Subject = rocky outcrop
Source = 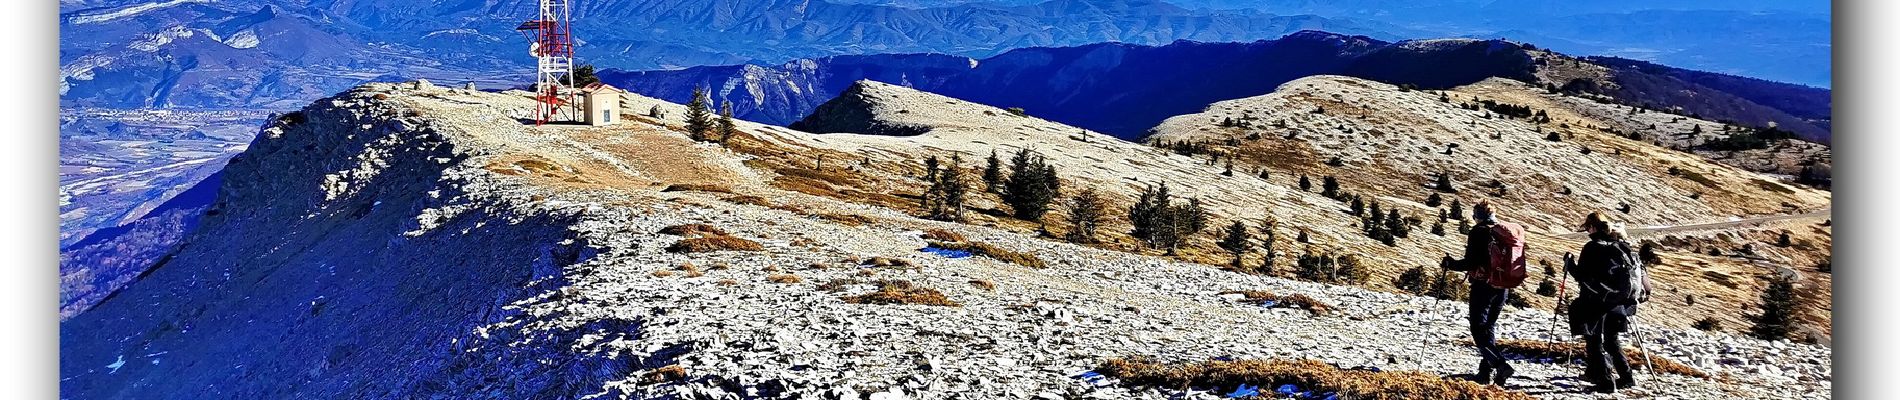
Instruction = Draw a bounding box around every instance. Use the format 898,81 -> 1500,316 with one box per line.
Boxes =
789,81 -> 935,136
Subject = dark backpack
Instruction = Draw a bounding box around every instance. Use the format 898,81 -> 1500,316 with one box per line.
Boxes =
1600,241 -> 1650,306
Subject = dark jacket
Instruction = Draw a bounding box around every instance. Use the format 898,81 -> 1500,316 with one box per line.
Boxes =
1568,232 -> 1637,335
1448,220 -> 1497,284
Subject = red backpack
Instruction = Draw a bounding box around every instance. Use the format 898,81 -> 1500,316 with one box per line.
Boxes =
1483,222 -> 1529,288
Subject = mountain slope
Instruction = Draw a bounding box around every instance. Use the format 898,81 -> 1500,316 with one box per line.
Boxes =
61,79 -> 1829,399
605,32 -> 1830,141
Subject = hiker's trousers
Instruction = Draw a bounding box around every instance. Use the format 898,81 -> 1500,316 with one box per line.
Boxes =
1582,321 -> 1636,383
1468,283 -> 1512,372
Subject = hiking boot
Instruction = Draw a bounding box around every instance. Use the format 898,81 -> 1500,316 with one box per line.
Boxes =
1463,365 -> 1492,384
1492,364 -> 1516,387
1590,383 -> 1618,394
1615,376 -> 1637,390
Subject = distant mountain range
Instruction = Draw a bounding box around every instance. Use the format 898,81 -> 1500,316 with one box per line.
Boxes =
59,0 -> 1828,111
602,31 -> 1831,142
58,0 -> 1417,110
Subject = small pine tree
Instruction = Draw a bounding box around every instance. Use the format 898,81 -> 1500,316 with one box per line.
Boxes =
1128,183 -> 1172,248
1218,220 -> 1253,269
1693,318 -> 1721,331
1295,229 -> 1310,244
1299,175 -> 1312,192
1535,278 -> 1557,296
1457,218 -> 1472,234
1639,241 -> 1660,264
922,155 -> 969,222
983,150 -> 1005,194
1546,131 -> 1562,142
1385,209 -> 1409,239
1003,149 -> 1061,222
684,87 -> 713,141
1395,266 -> 1428,294
1750,274 -> 1799,341
716,102 -> 738,144
1321,176 -> 1340,198
1431,222 -> 1446,236
1435,173 -> 1455,193
1259,218 -> 1279,274
1222,159 -> 1234,176
1425,193 -> 1443,208
1449,199 -> 1465,220
1777,231 -> 1793,247
1349,196 -> 1365,216
572,64 -> 600,87
1066,188 -> 1107,244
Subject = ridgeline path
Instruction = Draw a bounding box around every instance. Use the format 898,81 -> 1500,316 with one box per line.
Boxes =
1553,208 -> 1831,241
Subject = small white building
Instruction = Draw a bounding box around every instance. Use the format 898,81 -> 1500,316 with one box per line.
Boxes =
581,83 -> 624,126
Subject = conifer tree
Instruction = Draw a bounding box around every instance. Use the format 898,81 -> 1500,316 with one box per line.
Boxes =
1259,218 -> 1279,274
1449,199 -> 1465,220
1299,174 -> 1313,192
1003,149 -> 1061,221
1751,274 -> 1799,341
1066,188 -> 1108,244
1386,209 -> 1409,239
1435,173 -> 1456,193
1349,196 -> 1365,216
1321,176 -> 1340,198
1128,183 -> 1171,246
983,150 -> 1005,194
716,102 -> 738,144
1426,192 -> 1443,208
685,86 -> 713,141
1218,220 -> 1253,269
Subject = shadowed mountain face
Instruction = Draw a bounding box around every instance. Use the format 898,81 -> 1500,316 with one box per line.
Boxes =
57,0 -> 1412,110
604,31 -> 1829,141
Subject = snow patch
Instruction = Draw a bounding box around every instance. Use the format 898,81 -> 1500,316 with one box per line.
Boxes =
224,29 -> 260,49
66,0 -> 212,25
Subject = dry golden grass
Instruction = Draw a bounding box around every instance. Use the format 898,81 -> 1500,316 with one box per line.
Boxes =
841,280 -> 961,307
1097,357 -> 1536,400
856,269 -> 878,277
643,365 -> 688,384
927,240 -> 1047,269
716,278 -> 738,286
1219,290 -> 1334,316
767,274 -> 803,284
970,279 -> 996,291
1491,339 -> 1709,378
722,194 -> 774,207
651,270 -> 675,278
817,278 -> 862,292
860,257 -> 917,269
817,213 -> 877,226
921,228 -> 967,243
661,183 -> 733,193
658,223 -> 730,237
666,236 -> 764,253
677,263 -> 704,278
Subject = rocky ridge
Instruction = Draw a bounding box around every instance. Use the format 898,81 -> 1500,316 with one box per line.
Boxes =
60,81 -> 1829,399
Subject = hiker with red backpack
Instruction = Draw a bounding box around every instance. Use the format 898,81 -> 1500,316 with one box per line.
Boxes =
1565,212 -> 1651,393
1442,201 -> 1528,387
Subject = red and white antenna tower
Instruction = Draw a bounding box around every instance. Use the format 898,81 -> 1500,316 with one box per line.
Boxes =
517,0 -> 575,125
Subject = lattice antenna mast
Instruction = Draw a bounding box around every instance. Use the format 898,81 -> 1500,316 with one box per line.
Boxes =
518,0 -> 575,125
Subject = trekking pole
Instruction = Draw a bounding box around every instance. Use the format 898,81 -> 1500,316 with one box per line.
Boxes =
1631,314 -> 1655,375
1546,274 -> 1566,345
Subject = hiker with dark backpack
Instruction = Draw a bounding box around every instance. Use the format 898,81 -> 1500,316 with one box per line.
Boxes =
1564,212 -> 1650,393
1442,201 -> 1528,386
